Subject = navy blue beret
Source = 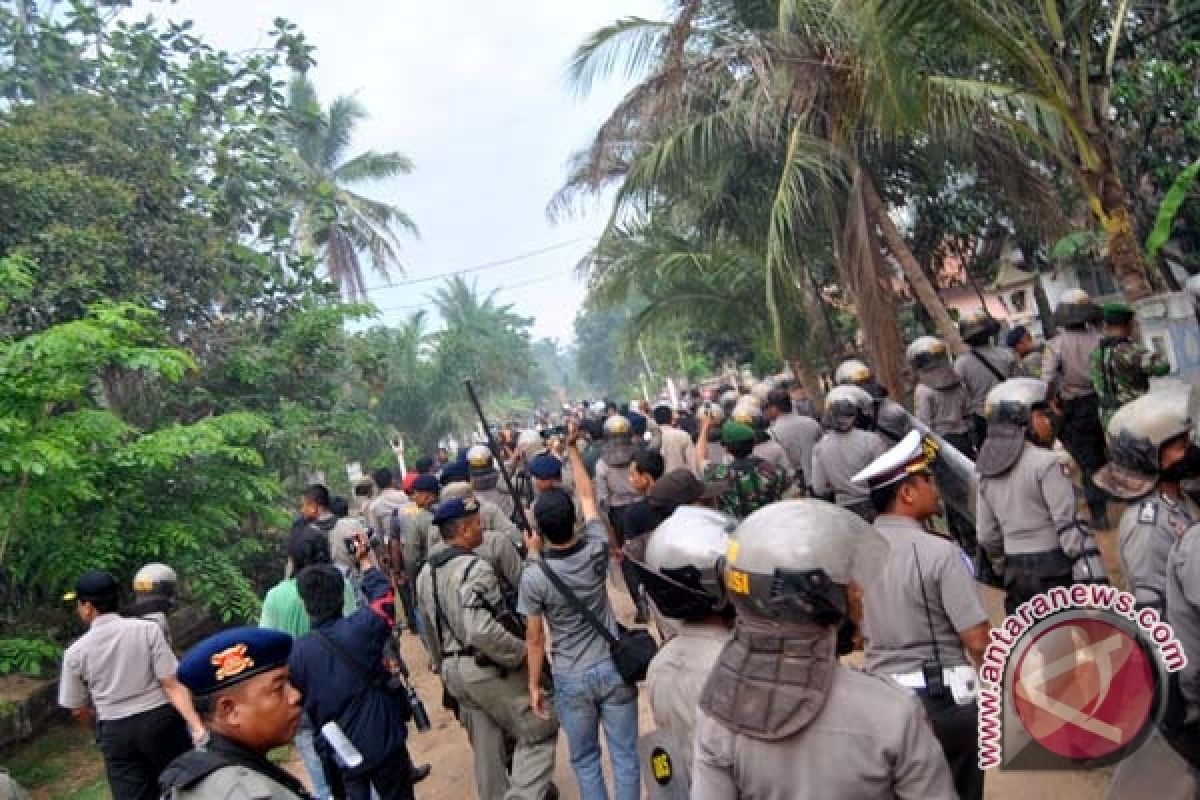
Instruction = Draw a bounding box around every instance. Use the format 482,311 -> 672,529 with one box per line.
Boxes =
412,474 -> 440,493
628,411 -> 647,435
439,460 -> 469,486
432,495 -> 480,526
178,626 -> 292,696
528,453 -> 563,480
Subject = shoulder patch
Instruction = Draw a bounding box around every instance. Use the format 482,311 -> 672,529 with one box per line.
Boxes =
1140,501 -> 1158,526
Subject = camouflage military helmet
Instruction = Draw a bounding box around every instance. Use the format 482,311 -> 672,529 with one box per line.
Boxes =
133,563 -> 178,596
1055,288 -> 1096,328
466,444 -> 494,469
603,414 -> 633,439
983,378 -> 1051,426
834,359 -> 872,387
1096,384 -> 1198,498
958,307 -> 999,340
905,336 -> 948,370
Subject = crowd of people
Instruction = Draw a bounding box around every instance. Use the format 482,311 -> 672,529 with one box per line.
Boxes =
33,288 -> 1200,799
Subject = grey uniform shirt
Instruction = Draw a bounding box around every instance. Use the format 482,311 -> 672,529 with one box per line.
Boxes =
58,614 -> 177,720
810,429 -> 888,506
658,426 -> 695,475
863,515 -> 988,675
595,458 -> 639,512
1167,527 -> 1200,715
1044,329 -> 1101,399
753,439 -> 791,479
1121,493 -> 1199,611
646,623 -> 731,774
954,346 -> 1017,415
517,519 -> 616,675
692,666 -> 957,800
167,765 -> 304,800
913,383 -> 970,437
770,413 -> 822,487
977,443 -> 1075,556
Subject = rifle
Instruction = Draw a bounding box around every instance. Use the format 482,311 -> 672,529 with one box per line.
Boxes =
464,379 -> 533,534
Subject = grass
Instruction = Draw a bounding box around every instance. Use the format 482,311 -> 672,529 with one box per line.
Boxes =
4,723 -> 108,799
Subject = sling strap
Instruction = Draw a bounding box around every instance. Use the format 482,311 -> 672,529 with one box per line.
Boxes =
536,559 -> 618,646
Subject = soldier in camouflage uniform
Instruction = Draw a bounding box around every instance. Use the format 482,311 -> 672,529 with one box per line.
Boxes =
1092,302 -> 1171,428
696,418 -> 785,520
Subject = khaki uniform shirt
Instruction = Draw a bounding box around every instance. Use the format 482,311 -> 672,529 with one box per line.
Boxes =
1119,492 -> 1199,611
863,515 -> 987,675
770,413 -> 822,487
401,505 -> 436,579
1045,329 -> 1101,399
692,666 -> 957,800
954,346 -> 1017,415
646,623 -> 731,774
658,426 -> 695,475
58,614 -> 176,721
977,443 -> 1076,557
913,383 -> 970,437
810,429 -> 888,506
167,766 -> 305,800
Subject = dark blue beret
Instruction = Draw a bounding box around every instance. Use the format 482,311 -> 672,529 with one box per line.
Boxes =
439,460 -> 469,486
432,495 -> 480,526
412,474 -> 440,493
178,626 -> 292,696
1004,325 -> 1029,348
628,411 -> 647,435
528,453 -> 563,480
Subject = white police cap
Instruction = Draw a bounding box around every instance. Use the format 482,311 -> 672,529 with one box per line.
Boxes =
851,429 -> 935,489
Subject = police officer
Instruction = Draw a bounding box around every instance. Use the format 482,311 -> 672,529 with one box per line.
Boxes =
1094,385 -> 1200,611
764,388 -> 822,491
691,500 -> 956,799
1006,325 -> 1043,379
595,414 -> 640,536
834,358 -> 889,400
1044,288 -> 1113,527
401,473 -> 441,591
1093,301 -> 1171,428
627,505 -> 735,793
125,562 -> 177,643
416,497 -> 559,800
469,444 -> 518,522
160,627 -> 310,799
975,378 -> 1106,614
810,386 -> 888,520
953,308 -> 1016,448
909,336 -> 974,459
856,431 -> 990,800
58,570 -> 205,800
440,459 -> 523,548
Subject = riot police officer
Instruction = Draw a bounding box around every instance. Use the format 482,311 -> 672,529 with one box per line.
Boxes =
908,336 -> 973,459
468,444 -> 517,522
691,500 -> 956,799
1095,385 -> 1200,611
856,431 -> 990,800
954,308 -> 1016,449
834,358 -> 889,400
416,498 -> 559,800
810,386 -> 888,520
976,379 -> 1106,614
1045,288 -> 1112,527
628,505 -> 736,794
125,562 -> 178,643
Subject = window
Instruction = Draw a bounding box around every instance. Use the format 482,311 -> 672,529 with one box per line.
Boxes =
1010,290 -> 1027,313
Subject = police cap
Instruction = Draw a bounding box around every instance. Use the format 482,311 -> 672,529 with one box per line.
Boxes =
64,569 -> 119,602
432,496 -> 480,526
439,460 -> 470,486
852,430 -> 935,490
411,474 -> 440,494
528,452 -> 563,480
178,626 -> 292,696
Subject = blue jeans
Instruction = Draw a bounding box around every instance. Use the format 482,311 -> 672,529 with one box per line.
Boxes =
295,714 -> 332,800
553,659 -> 640,800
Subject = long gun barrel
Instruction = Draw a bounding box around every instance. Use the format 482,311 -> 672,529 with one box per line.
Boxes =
464,379 -> 533,533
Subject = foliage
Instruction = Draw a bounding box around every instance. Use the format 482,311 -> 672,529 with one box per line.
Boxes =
0,636 -> 62,676
1147,158 -> 1200,262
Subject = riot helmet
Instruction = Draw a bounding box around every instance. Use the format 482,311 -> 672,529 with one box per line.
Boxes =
602,414 -> 632,439
1055,288 -> 1096,329
834,359 -> 872,387
1096,384 -> 1199,498
466,444 -> 494,471
983,378 -> 1051,427
630,507 -> 736,621
602,414 -> 637,466
718,388 -> 741,415
958,307 -> 1000,344
750,380 -> 775,403
825,385 -> 873,433
905,336 -> 948,371
133,563 -> 178,599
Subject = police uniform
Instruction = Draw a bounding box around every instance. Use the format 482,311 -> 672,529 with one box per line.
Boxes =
769,412 -> 822,490
441,474 -> 522,549
415,499 -> 559,800
160,627 -> 311,800
953,320 -> 1016,448
1119,493 -> 1199,611
1046,322 -> 1110,523
856,431 -> 988,800
809,429 -> 887,518
58,571 -> 193,800
400,475 -> 440,581
691,501 -> 956,800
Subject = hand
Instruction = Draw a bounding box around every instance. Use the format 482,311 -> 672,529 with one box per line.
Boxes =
530,686 -> 550,720
567,420 -> 581,447
355,532 -> 373,566
190,725 -> 209,749
524,528 -> 543,557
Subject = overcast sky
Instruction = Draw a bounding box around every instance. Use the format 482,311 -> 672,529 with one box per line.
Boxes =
129,0 -> 662,342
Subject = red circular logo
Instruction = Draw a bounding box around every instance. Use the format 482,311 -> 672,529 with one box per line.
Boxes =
1011,617 -> 1157,760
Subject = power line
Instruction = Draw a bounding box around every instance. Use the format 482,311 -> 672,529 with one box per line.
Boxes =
362,237 -> 590,293
371,269 -> 575,315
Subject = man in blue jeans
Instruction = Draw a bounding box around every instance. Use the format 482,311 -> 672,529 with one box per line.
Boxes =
520,424 -> 640,800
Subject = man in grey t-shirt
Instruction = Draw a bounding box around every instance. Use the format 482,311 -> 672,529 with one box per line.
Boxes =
519,424 -> 641,800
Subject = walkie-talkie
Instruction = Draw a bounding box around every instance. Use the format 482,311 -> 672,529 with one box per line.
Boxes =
913,543 -> 949,700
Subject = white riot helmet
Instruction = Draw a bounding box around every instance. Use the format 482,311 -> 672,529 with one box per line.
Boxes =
905,336 -> 948,371
825,385 -> 873,432
630,507 -> 737,620
133,563 -> 178,598
834,359 -> 872,387
722,500 -> 888,625
731,401 -> 768,434
750,380 -> 776,403
588,400 -> 607,418
958,307 -> 1000,342
719,389 -> 741,414
1055,288 -> 1097,328
1096,384 -> 1199,499
516,429 -> 543,461
602,414 -> 632,439
983,378 -> 1051,427
466,444 -> 494,471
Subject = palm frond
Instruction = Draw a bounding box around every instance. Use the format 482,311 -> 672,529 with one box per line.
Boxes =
335,150 -> 415,184
567,17 -> 673,97
322,94 -> 368,171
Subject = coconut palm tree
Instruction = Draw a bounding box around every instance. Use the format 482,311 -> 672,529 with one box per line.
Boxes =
286,74 -> 418,299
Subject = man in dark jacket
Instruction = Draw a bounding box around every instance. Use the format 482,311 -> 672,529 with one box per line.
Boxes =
291,533 -> 428,800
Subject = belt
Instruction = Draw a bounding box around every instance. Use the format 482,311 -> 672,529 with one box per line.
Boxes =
891,665 -> 978,705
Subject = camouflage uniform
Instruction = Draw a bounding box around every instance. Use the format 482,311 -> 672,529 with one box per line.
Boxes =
701,457 -> 786,520
1092,337 -> 1170,427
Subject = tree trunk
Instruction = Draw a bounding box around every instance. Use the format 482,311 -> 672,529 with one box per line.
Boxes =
862,176 -> 967,354
1085,137 -> 1155,300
